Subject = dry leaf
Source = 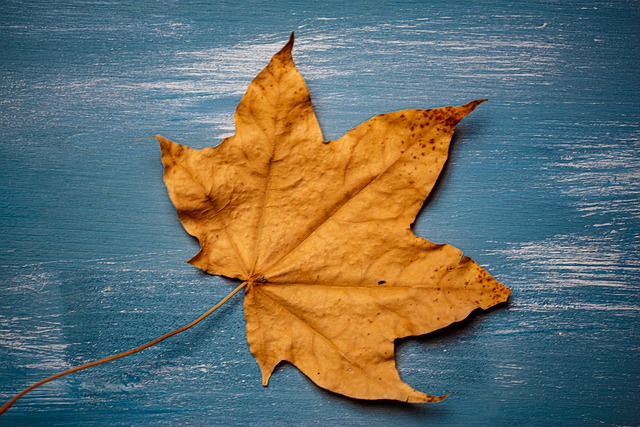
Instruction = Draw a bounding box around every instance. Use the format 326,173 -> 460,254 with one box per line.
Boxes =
155,33 -> 510,403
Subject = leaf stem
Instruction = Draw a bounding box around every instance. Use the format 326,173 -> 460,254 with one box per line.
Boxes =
0,281 -> 248,416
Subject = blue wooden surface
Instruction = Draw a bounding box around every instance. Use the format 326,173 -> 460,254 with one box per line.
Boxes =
1,0 -> 638,425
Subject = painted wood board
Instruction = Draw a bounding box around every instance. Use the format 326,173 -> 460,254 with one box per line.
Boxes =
1,0 -> 638,425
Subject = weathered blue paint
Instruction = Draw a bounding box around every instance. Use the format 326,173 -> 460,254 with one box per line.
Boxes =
1,0 -> 638,425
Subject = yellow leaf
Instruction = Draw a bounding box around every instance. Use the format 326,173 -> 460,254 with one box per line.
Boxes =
156,33 -> 510,403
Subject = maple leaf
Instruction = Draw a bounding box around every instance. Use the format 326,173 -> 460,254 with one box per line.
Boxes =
155,33 -> 510,403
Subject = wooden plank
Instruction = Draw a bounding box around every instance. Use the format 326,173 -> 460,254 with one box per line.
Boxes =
1,0 -> 638,424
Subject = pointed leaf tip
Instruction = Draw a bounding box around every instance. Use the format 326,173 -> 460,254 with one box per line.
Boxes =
421,394 -> 449,403
462,98 -> 488,113
280,32 -> 295,55
153,134 -> 172,150
447,99 -> 489,126
470,98 -> 488,107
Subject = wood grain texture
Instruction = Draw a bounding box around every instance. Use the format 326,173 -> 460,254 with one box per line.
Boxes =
1,0 -> 638,425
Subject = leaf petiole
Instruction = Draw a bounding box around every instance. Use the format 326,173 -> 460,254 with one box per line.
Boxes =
0,280 -> 248,416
